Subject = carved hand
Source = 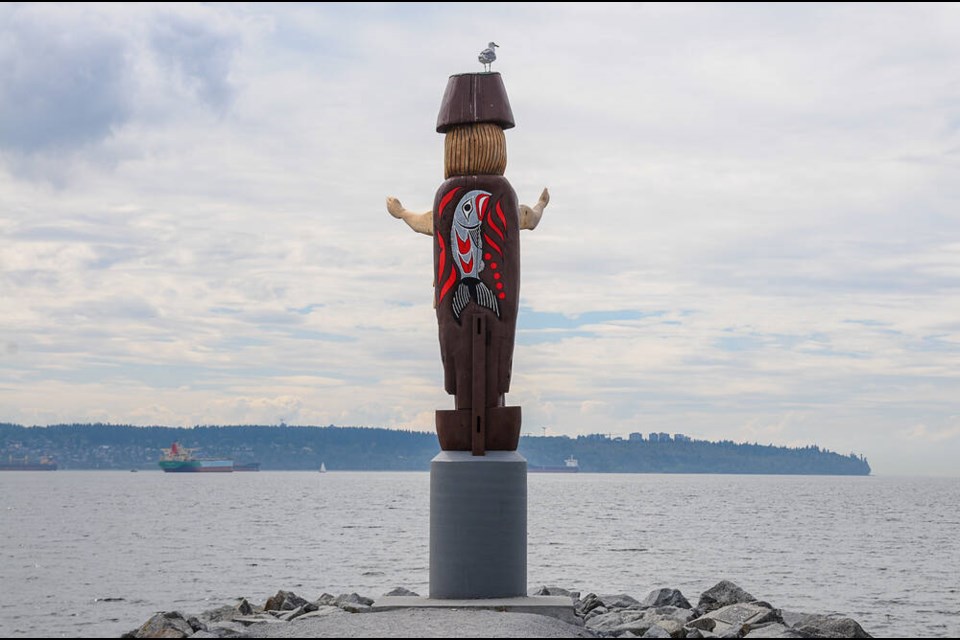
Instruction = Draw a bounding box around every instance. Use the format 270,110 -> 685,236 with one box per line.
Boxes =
519,188 -> 549,231
386,196 -> 434,236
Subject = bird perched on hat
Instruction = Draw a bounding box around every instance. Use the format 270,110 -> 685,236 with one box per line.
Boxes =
478,42 -> 499,72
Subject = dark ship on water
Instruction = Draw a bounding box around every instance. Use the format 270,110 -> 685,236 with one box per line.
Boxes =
0,455 -> 58,471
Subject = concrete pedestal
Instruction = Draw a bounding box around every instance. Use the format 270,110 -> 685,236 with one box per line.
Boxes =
429,450 -> 527,599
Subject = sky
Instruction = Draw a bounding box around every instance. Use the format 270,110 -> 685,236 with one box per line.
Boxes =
1,3 -> 958,475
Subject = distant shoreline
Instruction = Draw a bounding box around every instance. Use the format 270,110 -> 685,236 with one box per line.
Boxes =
1,423 -> 871,475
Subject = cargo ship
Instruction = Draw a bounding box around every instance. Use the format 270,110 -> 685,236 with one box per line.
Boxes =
0,455 -> 58,471
528,455 -> 579,473
159,442 -> 233,473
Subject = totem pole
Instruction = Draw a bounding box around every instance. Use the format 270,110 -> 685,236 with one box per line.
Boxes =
386,67 -> 548,600
386,72 -> 549,455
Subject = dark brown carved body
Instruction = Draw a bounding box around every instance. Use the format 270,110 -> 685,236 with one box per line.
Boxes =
434,175 -> 521,452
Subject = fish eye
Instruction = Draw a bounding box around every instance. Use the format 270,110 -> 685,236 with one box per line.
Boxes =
463,203 -> 472,212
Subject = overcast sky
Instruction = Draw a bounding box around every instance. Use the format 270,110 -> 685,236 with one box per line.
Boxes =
1,3 -> 958,475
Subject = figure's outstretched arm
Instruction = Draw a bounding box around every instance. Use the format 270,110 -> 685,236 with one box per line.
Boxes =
386,196 -> 433,236
519,187 -> 549,231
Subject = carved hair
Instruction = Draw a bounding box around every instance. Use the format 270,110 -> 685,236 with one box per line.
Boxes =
444,123 -> 507,179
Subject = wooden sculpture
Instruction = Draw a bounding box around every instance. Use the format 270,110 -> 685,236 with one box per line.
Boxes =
386,72 -> 549,455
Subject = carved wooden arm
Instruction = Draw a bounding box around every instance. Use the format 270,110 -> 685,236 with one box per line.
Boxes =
386,188 -> 549,236
386,197 -> 433,236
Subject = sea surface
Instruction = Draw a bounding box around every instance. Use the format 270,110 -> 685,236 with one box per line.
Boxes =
1,471 -> 957,638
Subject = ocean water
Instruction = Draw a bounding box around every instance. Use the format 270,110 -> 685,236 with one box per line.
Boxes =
1,471 -> 957,638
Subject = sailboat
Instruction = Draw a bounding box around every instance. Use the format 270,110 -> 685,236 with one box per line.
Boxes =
319,462 -> 327,473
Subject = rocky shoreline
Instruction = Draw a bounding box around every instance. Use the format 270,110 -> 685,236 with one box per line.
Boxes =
124,581 -> 872,638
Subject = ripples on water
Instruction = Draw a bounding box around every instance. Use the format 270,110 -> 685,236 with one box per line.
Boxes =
1,472 -> 957,637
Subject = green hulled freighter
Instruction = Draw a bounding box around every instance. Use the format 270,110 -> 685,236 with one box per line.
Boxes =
159,442 -> 233,472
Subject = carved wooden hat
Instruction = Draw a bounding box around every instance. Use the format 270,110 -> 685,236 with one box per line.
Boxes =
436,72 -> 515,133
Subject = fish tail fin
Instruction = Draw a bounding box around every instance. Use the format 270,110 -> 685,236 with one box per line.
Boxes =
473,280 -> 500,318
452,281 -> 470,323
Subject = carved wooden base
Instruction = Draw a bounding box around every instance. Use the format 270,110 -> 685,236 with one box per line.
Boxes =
436,406 -> 521,452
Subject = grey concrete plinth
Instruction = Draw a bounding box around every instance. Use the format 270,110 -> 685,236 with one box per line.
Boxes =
430,450 -> 527,599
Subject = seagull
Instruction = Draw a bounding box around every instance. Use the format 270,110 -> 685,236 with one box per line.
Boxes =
478,42 -> 499,72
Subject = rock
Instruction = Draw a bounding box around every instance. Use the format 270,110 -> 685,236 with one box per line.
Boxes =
314,593 -> 337,606
236,599 -> 254,616
382,587 -> 420,597
601,594 -> 642,610
641,588 -> 692,610
534,585 -> 582,601
199,606 -> 235,624
744,622 -> 810,638
334,592 -> 374,613
295,606 -> 341,620
784,613 -> 871,638
585,608 -> 687,637
688,617 -> 717,632
648,606 -> 696,624
133,611 -> 194,639
277,605 -> 307,621
263,590 -> 309,612
576,593 -> 603,616
231,615 -> 285,626
686,628 -> 705,639
688,603 -> 781,638
583,605 -> 608,621
642,625 -> 673,638
189,633 -> 221,639
698,581 -> 756,613
587,610 -> 652,635
187,616 -> 207,632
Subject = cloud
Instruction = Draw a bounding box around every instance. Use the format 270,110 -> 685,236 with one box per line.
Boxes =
904,421 -> 960,443
0,4 -> 243,168
0,5 -> 132,153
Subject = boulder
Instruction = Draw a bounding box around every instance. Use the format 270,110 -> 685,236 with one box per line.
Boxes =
642,625 -> 673,638
648,606 -> 696,623
199,606 -> 236,624
236,599 -> 254,616
263,590 -> 309,612
533,585 -> 581,600
646,617 -> 683,637
576,593 -> 602,615
314,593 -> 337,606
784,613 -> 871,638
698,581 -> 756,613
187,616 -> 206,632
188,633 -> 221,639
688,603 -> 781,637
642,588 -> 692,610
584,606 -> 608,622
601,594 -> 642,610
296,606 -> 342,620
133,611 -> 194,639
334,592 -> 374,613
587,610 -> 653,635
382,587 -> 420,597
277,605 -> 308,621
